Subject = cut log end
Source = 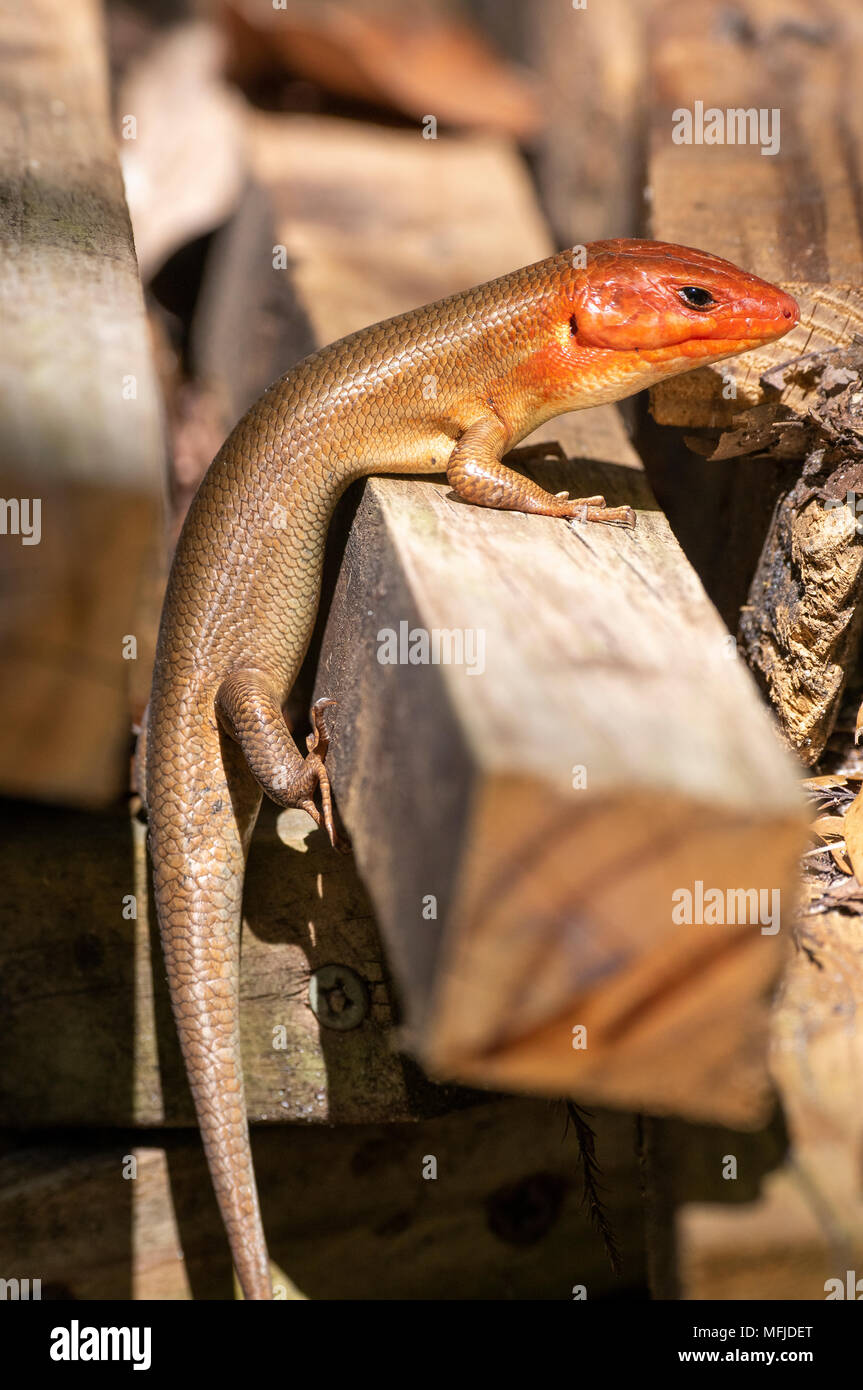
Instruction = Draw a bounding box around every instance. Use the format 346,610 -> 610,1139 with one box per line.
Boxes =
420,780 -> 802,1129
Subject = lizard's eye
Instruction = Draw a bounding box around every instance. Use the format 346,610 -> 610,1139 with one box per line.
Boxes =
678,286 -> 715,310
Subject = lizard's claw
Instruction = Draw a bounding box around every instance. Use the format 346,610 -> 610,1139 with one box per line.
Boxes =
303,699 -> 351,852
566,500 -> 636,528
551,491 -> 637,527
306,697 -> 338,758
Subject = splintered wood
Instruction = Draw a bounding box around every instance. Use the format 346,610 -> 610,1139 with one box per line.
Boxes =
645,0 -> 863,763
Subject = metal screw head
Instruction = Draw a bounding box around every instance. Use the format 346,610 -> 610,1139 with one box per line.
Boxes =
308,964 -> 369,1031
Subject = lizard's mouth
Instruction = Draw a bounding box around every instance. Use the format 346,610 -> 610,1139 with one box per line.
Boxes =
638,293 -> 800,363
639,330 -> 793,366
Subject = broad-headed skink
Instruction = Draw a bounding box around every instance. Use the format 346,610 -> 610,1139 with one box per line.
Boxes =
143,239 -> 798,1299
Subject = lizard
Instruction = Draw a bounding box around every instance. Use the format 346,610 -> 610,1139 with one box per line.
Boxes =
142,239 -> 799,1298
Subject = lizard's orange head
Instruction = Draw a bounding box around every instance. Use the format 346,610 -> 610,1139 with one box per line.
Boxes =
569,238 -> 798,364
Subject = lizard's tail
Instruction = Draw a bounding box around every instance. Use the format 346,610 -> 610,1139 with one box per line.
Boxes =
146,703 -> 273,1300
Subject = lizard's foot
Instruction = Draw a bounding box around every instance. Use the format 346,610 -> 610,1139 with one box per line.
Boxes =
506,443 -> 635,521
298,698 -> 351,852
215,673 -> 350,851
295,753 -> 338,848
563,497 -> 636,528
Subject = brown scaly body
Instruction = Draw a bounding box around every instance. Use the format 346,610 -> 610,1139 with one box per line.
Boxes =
144,241 -> 798,1297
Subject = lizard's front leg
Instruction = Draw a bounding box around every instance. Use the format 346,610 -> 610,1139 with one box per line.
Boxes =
446,416 -> 636,527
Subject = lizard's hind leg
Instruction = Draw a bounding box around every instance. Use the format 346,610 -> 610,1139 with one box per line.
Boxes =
215,670 -> 340,846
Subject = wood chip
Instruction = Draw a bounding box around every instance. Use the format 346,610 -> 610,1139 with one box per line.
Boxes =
810,814 -> 847,840
843,784 -> 863,881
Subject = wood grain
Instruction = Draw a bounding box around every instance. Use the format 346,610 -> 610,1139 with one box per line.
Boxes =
0,0 -> 165,805
562,0 -> 863,1289
674,893 -> 863,1299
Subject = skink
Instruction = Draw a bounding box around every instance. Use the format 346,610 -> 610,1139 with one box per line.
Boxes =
143,239 -> 798,1298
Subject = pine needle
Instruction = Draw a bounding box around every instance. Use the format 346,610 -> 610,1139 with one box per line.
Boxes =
564,1100 -> 622,1277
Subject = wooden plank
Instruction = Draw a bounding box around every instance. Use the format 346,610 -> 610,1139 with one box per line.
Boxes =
209,115 -> 807,1129
213,112 -> 551,370
0,1100 -> 647,1300
0,797 -> 474,1127
0,0 -> 165,805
